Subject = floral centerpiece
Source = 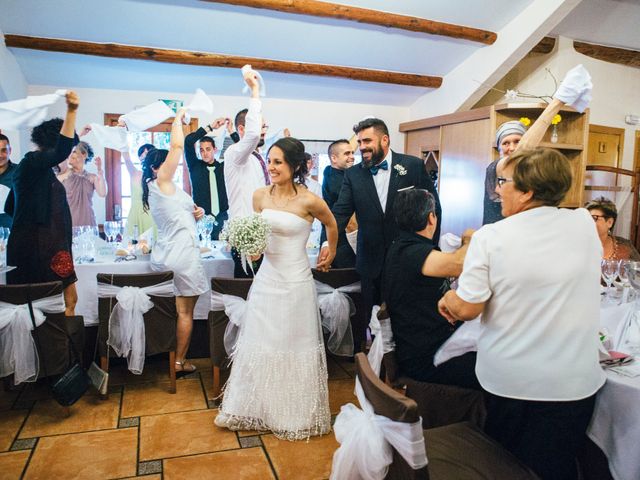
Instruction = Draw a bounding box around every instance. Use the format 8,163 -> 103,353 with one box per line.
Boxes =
219,213 -> 271,273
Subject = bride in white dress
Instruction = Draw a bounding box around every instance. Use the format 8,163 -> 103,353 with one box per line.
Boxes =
216,137 -> 338,441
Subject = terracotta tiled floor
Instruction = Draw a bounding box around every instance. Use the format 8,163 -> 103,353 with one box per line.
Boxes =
0,354 -> 356,479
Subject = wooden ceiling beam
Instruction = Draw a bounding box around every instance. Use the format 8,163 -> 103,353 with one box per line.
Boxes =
4,35 -> 442,88
574,40 -> 640,69
529,36 -> 556,55
202,0 -> 497,45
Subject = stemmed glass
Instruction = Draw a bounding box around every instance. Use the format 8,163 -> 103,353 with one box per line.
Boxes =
601,259 -> 619,302
618,260 -> 632,303
202,215 -> 214,249
104,221 -> 117,243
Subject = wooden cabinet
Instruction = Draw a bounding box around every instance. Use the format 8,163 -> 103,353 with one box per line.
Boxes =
400,103 -> 589,235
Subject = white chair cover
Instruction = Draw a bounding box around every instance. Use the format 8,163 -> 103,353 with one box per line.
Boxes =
0,293 -> 66,385
330,378 -> 428,480
210,290 -> 248,357
0,89 -> 66,130
315,281 -> 360,357
367,305 -> 396,376
97,280 -> 174,374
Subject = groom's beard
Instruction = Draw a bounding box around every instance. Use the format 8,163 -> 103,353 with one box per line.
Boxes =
360,143 -> 384,169
257,135 -> 265,148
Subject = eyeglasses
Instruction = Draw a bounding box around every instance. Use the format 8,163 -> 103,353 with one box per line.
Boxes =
496,177 -> 514,188
591,214 -> 607,222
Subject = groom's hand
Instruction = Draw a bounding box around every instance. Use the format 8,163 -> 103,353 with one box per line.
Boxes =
317,246 -> 331,271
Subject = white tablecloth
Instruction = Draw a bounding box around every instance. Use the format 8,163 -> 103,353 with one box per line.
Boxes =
75,255 -> 234,325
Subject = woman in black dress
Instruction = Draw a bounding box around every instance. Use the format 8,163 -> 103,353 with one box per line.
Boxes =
6,91 -> 80,316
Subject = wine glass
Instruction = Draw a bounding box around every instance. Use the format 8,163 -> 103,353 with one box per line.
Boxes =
618,260 -> 632,303
602,259 -> 619,302
104,221 -> 116,243
202,215 -> 214,248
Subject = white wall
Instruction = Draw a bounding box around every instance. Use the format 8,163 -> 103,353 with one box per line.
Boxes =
475,35 -> 640,169
28,85 -> 409,225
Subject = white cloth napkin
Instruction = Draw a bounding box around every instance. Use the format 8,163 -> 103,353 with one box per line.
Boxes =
87,123 -> 128,151
98,280 -> 174,374
330,378 -> 428,480
346,230 -> 358,254
315,281 -> 359,357
183,88 -> 214,125
0,293 -> 66,384
210,290 -> 248,357
119,101 -> 174,132
433,317 -> 482,366
0,185 -> 10,214
553,64 -> 592,113
241,64 -> 266,97
439,232 -> 461,253
0,90 -> 67,130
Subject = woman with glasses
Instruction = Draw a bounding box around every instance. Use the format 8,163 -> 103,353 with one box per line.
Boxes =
586,196 -> 640,261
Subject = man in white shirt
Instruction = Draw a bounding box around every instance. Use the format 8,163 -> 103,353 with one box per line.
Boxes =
224,70 -> 269,277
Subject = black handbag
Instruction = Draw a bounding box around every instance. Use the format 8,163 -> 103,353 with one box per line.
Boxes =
27,291 -> 90,407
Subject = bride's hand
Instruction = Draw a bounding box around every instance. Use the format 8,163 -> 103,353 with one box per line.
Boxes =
249,254 -> 262,262
193,205 -> 204,220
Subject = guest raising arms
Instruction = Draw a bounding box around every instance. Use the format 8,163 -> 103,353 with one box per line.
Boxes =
7,92 -> 80,316
142,109 -> 208,375
122,144 -> 157,238
57,140 -> 107,227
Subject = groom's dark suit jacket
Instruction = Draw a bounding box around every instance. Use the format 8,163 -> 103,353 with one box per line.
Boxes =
331,151 -> 441,280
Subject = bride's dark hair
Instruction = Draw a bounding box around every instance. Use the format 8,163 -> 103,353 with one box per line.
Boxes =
141,149 -> 168,212
268,137 -> 307,189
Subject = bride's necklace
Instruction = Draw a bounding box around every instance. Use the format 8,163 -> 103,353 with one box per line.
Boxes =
269,185 -> 297,208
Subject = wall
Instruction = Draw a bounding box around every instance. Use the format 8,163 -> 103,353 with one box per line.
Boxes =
27,85 -> 410,225
474,35 -> 640,169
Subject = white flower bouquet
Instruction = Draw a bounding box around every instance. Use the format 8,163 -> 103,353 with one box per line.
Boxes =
219,213 -> 271,273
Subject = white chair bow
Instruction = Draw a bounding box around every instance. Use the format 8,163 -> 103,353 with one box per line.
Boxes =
210,290 -> 248,357
315,281 -> 360,357
98,280 -> 174,374
330,379 -> 428,480
0,293 -> 65,384
367,305 -> 396,376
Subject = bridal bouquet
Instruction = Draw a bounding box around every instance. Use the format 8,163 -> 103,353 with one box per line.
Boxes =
220,213 -> 271,273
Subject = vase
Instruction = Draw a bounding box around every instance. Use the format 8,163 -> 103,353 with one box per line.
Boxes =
551,124 -> 559,144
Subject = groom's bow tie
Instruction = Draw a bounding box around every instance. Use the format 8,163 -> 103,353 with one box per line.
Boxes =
369,160 -> 389,175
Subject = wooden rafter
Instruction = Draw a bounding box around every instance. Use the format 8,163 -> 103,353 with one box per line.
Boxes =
202,0 -> 497,45
530,36 -> 556,55
574,40 -> 640,69
4,34 -> 442,88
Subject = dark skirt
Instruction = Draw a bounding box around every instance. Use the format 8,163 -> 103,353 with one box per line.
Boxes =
7,178 -> 77,287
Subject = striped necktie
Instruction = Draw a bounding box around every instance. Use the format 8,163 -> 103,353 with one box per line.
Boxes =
253,152 -> 270,185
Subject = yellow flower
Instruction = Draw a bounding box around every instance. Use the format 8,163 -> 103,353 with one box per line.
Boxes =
519,117 -> 531,127
551,114 -> 562,125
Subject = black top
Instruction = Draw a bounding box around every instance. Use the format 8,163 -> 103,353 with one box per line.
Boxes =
483,160 -> 503,225
321,165 -> 355,268
0,161 -> 17,228
11,134 -> 75,226
321,165 -> 345,209
184,127 -> 229,217
383,230 -> 458,376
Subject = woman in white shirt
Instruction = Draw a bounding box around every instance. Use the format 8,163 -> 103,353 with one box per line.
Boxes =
438,145 -> 605,480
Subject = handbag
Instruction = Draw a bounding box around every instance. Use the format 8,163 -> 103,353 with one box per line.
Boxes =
27,290 -> 90,407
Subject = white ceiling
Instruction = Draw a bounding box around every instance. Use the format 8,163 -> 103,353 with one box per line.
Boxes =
1,0 -> 638,106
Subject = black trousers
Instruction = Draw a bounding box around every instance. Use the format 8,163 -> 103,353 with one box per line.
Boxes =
484,392 -> 597,480
231,248 -> 262,279
361,274 -> 383,328
403,352 -> 481,391
210,211 -> 228,241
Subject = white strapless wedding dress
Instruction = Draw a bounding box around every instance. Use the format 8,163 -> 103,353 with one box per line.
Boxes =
219,209 -> 331,440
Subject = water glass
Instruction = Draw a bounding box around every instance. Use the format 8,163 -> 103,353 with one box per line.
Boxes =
601,259 -> 619,302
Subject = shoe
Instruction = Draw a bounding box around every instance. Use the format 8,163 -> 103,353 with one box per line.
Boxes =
175,360 -> 197,379
214,412 -> 240,431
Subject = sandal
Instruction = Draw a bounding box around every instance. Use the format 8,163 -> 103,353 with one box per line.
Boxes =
175,360 -> 197,378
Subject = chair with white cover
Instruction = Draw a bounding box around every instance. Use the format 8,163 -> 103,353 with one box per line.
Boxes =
208,277 -> 253,400
330,353 -> 538,480
312,268 -> 366,354
96,271 -> 177,394
373,304 -> 487,429
0,281 -> 84,388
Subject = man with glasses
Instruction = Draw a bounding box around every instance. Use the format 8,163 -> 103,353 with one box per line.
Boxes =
224,69 -> 270,278
0,133 -> 16,229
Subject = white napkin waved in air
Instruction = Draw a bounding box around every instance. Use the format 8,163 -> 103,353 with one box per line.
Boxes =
87,123 -> 128,151
0,89 -> 67,130
183,88 -> 214,125
119,101 -> 174,132
553,64 -> 592,113
241,65 -> 266,97
439,232 -> 461,253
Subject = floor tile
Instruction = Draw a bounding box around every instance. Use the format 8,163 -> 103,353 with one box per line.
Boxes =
121,378 -> 206,417
326,356 -> 351,380
19,394 -> 120,438
163,448 -> 275,480
120,476 -> 161,480
328,378 -> 358,415
0,388 -> 18,412
0,450 -> 30,480
10,438 -> 36,451
0,411 -> 27,452
24,428 -> 137,480
107,358 -> 173,386
139,410 -> 238,460
262,432 -> 339,480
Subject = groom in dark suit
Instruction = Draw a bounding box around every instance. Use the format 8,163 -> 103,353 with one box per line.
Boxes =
318,117 -> 442,328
